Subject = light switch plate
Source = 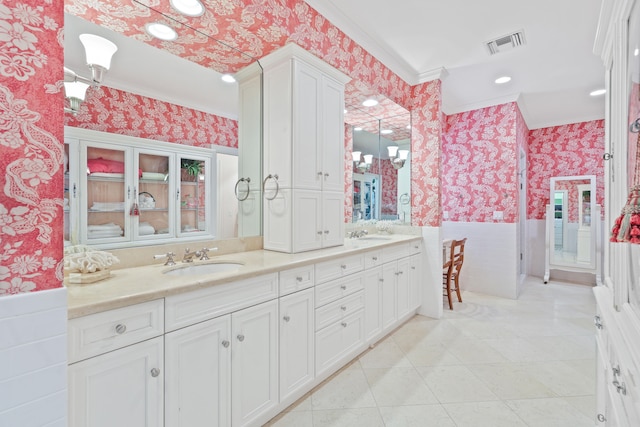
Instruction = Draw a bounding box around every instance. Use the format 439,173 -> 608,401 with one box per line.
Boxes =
493,211 -> 504,220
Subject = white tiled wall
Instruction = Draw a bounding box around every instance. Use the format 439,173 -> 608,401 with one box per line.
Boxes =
443,222 -> 519,299
0,287 -> 68,426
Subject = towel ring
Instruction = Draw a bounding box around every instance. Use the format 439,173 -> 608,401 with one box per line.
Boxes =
399,193 -> 410,205
631,118 -> 640,133
234,177 -> 251,201
263,174 -> 279,200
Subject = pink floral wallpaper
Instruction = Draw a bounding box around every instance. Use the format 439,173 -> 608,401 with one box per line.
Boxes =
0,0 -> 64,295
528,120 -> 605,220
369,159 -> 398,216
65,86 -> 239,148
442,103 -> 520,223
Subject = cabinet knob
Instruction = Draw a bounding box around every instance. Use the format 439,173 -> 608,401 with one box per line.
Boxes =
612,365 -> 621,377
221,340 -> 230,348
283,315 -> 291,322
324,173 -> 329,178
594,315 -> 603,330
296,276 -> 303,282
597,414 -> 606,422
317,231 -> 323,235
340,264 -> 347,269
317,172 -> 323,176
324,230 -> 329,234
150,368 -> 160,378
341,322 -> 347,327
115,324 -> 127,334
379,278 -> 384,282
341,306 -> 347,311
237,334 -> 245,342
340,285 -> 347,290
372,256 -> 378,261
411,266 -> 416,270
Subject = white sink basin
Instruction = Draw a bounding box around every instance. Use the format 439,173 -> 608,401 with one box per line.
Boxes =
164,262 -> 243,276
359,235 -> 392,241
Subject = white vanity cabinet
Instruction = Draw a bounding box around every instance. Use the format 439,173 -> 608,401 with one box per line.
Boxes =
64,127 -> 215,249
67,300 -> 165,427
261,44 -> 351,253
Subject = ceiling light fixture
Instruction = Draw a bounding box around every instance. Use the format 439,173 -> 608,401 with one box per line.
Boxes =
170,0 -> 205,16
146,22 -> 178,41
362,99 -> 378,107
352,151 -> 373,173
590,89 -> 606,96
354,127 -> 363,131
221,74 -> 236,83
495,76 -> 511,84
381,129 -> 393,135
64,34 -> 118,114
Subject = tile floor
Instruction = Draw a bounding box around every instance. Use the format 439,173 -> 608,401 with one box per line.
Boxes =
266,276 -> 597,427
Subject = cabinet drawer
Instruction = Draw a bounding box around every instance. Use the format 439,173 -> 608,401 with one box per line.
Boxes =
279,264 -> 315,296
165,273 -> 278,332
315,291 -> 365,331
409,240 -> 422,255
315,274 -> 363,308
315,253 -> 364,284
363,250 -> 382,269
382,243 -> 410,263
68,299 -> 164,363
315,309 -> 364,377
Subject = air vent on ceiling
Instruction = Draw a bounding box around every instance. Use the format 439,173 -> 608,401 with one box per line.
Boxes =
485,30 -> 526,55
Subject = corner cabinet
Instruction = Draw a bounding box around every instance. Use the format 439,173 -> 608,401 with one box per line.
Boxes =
260,43 -> 351,253
594,0 -> 640,425
64,127 -> 215,249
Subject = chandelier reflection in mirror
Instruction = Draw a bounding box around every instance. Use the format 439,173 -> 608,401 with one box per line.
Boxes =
64,34 -> 118,114
387,145 -> 409,169
352,151 -> 373,173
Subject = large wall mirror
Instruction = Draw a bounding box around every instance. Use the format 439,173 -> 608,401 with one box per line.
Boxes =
64,0 -> 262,246
346,99 -> 411,225
544,175 -> 601,284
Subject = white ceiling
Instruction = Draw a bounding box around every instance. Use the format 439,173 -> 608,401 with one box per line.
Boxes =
304,0 -> 606,129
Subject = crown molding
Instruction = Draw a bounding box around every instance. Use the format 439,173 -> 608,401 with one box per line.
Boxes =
441,93 -> 521,116
417,67 -> 448,84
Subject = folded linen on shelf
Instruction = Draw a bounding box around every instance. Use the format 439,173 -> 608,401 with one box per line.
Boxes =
88,223 -> 122,232
87,223 -> 123,238
87,231 -> 122,239
90,202 -> 125,211
138,222 -> 155,236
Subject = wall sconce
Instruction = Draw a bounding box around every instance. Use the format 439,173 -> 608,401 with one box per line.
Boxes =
64,34 -> 118,114
352,151 -> 373,173
387,146 -> 409,169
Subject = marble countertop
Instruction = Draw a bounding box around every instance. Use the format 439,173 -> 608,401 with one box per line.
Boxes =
66,234 -> 421,319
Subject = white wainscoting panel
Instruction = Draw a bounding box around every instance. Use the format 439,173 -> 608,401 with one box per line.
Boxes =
442,222 -> 518,299
0,287 -> 68,426
417,226 -> 444,319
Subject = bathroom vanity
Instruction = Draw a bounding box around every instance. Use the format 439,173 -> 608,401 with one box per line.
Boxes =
66,235 -> 423,427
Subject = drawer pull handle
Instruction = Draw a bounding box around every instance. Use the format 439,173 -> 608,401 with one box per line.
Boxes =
597,414 -> 606,422
612,365 -> 621,377
411,266 -> 416,270
283,315 -> 291,322
414,245 -> 419,249
317,231 -> 323,235
340,285 -> 347,290
379,278 -> 384,282
341,322 -> 347,327
613,379 -> 627,395
340,264 -> 347,269
594,315 -> 603,330
341,306 -> 347,311
115,324 -> 127,334
296,276 -> 303,282
372,256 -> 378,261
324,230 -> 330,234
150,368 -> 160,378
237,334 -> 245,342
221,340 -> 230,348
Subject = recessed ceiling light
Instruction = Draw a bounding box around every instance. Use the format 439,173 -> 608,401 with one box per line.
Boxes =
381,129 -> 393,135
495,76 -> 511,84
354,127 -> 363,131
170,0 -> 204,17
362,99 -> 378,107
406,125 -> 411,129
221,74 -> 236,83
590,89 -> 606,96
145,23 -> 178,41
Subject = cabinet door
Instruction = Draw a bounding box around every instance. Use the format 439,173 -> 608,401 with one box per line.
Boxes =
81,141 -> 132,244
177,154 -> 213,238
362,266 -> 383,344
320,75 -> 345,192
64,138 -> 80,246
68,336 -> 163,427
165,316 -> 231,427
396,257 -> 411,319
322,191 -> 345,248
381,262 -> 398,331
231,299 -> 279,427
279,288 -> 315,402
293,190 -> 322,252
292,61 -> 322,190
135,149 -> 174,240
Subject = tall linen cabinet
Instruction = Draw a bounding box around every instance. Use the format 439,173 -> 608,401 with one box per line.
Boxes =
594,0 -> 640,425
259,43 -> 351,253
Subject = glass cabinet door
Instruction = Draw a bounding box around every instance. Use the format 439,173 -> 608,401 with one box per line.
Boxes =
178,155 -> 213,237
135,150 -> 174,240
82,142 -> 130,244
64,138 -> 79,246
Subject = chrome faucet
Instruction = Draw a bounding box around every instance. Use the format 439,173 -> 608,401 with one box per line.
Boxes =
347,229 -> 368,239
182,248 -> 200,263
198,247 -> 218,261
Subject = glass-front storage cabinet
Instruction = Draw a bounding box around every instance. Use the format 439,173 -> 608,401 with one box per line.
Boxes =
65,127 -> 215,249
